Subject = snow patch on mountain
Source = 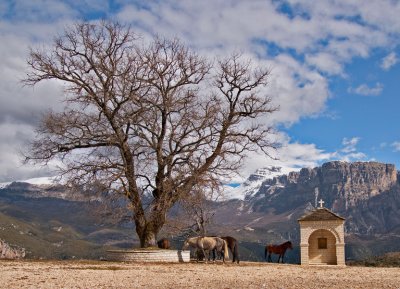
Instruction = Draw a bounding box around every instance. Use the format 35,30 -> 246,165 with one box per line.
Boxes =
0,182 -> 11,189
0,176 -> 57,189
223,166 -> 299,200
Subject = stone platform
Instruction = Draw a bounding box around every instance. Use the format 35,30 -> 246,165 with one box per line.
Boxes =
106,249 -> 190,263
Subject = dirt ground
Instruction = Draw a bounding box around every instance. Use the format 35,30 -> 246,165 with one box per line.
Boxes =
0,260 -> 399,289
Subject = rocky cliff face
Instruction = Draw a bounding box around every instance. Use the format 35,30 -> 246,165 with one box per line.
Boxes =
247,161 -> 400,235
323,162 -> 397,210
254,161 -> 396,206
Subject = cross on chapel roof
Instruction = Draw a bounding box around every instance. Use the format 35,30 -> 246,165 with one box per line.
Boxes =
318,199 -> 325,208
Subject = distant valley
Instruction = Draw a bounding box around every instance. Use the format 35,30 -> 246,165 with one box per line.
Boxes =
0,182 -> 135,259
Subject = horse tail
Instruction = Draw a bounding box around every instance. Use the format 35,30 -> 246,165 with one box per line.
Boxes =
223,240 -> 229,261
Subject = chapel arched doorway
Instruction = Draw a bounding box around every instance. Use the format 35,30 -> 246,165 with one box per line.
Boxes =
308,229 -> 337,265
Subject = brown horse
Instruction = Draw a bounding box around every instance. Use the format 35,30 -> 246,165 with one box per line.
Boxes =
265,241 -> 293,263
157,238 -> 171,249
182,236 -> 229,263
212,236 -> 240,264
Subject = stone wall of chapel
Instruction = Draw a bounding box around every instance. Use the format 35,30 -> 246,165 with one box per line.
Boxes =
299,219 -> 345,266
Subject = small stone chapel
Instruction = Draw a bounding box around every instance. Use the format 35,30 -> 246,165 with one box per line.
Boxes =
298,199 -> 345,266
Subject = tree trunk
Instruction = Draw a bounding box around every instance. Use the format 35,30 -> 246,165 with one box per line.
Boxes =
136,198 -> 172,247
139,229 -> 157,248
136,213 -> 165,248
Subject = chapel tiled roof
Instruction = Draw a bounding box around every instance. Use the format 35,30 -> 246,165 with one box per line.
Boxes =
298,207 -> 345,222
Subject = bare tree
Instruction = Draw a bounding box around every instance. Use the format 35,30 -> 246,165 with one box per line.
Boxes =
164,180 -> 222,238
182,187 -> 217,237
23,21 -> 277,247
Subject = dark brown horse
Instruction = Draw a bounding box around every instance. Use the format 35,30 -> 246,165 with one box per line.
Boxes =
221,236 -> 240,264
265,241 -> 292,263
157,238 -> 171,249
210,236 -> 240,264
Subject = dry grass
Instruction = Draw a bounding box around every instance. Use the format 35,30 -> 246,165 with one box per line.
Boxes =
1,259 -> 400,289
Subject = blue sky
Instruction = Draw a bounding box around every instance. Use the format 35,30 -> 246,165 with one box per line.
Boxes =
286,50 -> 400,162
0,0 -> 399,182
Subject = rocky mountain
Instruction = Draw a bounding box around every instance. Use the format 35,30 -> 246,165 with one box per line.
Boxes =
245,161 -> 400,234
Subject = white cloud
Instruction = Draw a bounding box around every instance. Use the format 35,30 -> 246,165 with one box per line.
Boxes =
3,0 -> 77,22
115,0 -> 393,64
263,54 -> 329,126
0,122 -> 56,182
341,137 -> 360,153
288,0 -> 400,35
338,152 -> 367,162
235,132 -> 335,182
391,142 -> 400,152
348,83 -> 383,96
276,142 -> 334,168
305,52 -> 344,75
336,137 -> 366,162
381,52 -> 398,70
235,134 -> 367,182
0,8 -> 74,182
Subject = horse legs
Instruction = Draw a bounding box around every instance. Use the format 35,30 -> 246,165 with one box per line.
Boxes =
233,246 -> 240,264
208,249 -> 214,262
196,247 -> 207,263
232,244 -> 236,263
277,253 -> 286,263
195,249 -> 201,262
267,253 -> 272,262
235,245 -> 240,264
203,248 -> 208,264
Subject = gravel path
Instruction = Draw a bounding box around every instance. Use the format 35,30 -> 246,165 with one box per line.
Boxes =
1,260 -> 399,289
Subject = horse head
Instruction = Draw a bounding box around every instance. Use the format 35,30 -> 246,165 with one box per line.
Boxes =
182,237 -> 198,251
182,239 -> 190,251
287,241 -> 293,250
